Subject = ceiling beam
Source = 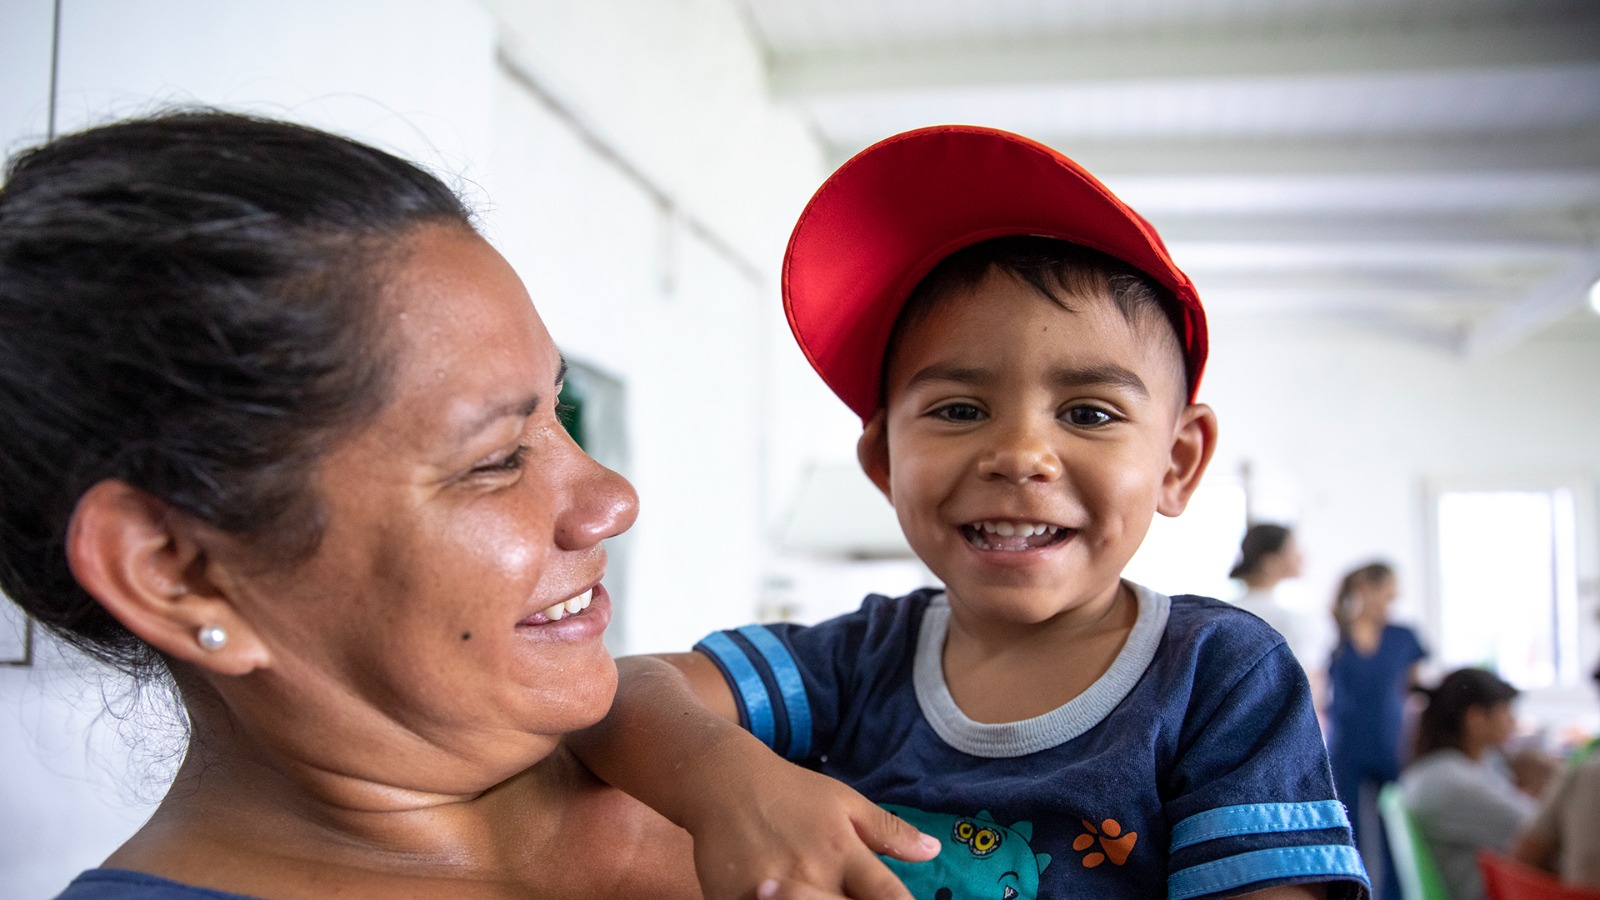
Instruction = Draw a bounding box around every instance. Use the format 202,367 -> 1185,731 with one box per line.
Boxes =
1170,239 -> 1580,272
1457,251 -> 1600,357
1147,212 -> 1600,246
1108,171 -> 1600,216
771,16 -> 1600,97
1008,129 -> 1600,178
824,130 -> 1600,179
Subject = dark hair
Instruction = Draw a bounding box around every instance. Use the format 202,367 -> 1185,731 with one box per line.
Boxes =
1230,523 -> 1293,580
1413,668 -> 1519,757
0,110 -> 474,679
881,235 -> 1191,405
1331,560 -> 1395,648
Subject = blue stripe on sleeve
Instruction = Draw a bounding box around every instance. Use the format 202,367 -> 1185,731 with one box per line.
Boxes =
696,631 -> 776,749
736,625 -> 814,761
1170,800 -> 1351,851
1168,845 -> 1369,899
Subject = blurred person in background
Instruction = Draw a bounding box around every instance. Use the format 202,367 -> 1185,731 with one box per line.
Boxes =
1229,523 -> 1327,683
1400,668 -> 1535,900
1512,661 -> 1600,889
1325,561 -> 1426,900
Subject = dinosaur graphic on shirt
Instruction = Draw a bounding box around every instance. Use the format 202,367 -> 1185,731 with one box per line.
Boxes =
878,805 -> 1053,900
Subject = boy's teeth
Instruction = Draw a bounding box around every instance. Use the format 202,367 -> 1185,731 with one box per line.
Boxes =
965,520 -> 1067,551
976,520 -> 1060,537
537,588 -> 594,622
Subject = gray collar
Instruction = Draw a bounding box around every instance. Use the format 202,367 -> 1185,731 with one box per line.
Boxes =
912,582 -> 1170,758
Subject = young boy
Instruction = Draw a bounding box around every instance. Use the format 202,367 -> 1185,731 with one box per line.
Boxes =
574,126 -> 1368,900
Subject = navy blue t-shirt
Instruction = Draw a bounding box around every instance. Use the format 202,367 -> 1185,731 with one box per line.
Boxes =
697,584 -> 1370,899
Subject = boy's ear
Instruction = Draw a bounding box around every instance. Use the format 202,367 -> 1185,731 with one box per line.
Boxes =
856,411 -> 893,500
1156,403 -> 1219,518
66,480 -> 271,676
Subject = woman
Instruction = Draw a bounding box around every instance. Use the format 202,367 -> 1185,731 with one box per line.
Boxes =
1400,668 -> 1535,900
1228,523 -> 1319,672
0,112 -> 914,900
1324,561 -> 1426,900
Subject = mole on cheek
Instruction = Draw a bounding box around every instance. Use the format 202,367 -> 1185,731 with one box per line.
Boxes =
461,632 -> 472,641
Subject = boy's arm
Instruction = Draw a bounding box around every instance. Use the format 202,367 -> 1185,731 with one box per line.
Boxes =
568,652 -> 939,900
1166,631 -> 1370,899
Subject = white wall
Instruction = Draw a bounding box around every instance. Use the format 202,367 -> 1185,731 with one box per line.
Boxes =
1203,315 -> 1600,647
0,1 -> 822,895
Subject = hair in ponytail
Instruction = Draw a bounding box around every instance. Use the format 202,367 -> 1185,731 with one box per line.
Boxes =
1230,523 -> 1292,580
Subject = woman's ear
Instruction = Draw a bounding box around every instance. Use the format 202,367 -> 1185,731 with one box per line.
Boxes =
1157,403 -> 1219,518
856,411 -> 893,500
66,480 -> 270,676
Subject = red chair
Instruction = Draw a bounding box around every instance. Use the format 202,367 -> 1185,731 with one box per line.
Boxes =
1479,850 -> 1600,900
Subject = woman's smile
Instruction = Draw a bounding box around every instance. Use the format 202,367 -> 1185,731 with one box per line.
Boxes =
517,582 -> 614,641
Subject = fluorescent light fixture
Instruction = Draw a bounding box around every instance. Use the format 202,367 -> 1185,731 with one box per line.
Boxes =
1590,277 -> 1600,316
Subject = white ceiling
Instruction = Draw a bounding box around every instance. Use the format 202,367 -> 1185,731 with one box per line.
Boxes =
738,0 -> 1600,352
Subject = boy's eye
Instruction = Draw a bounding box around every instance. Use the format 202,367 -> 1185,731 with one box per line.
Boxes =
1062,405 -> 1116,428
931,402 -> 985,423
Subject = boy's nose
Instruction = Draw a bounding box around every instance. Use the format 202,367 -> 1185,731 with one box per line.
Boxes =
977,421 -> 1064,483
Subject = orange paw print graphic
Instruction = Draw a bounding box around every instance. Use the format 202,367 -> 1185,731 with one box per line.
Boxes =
1073,818 -> 1137,868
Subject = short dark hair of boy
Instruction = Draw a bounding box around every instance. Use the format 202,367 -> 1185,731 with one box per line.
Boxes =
881,236 -> 1192,408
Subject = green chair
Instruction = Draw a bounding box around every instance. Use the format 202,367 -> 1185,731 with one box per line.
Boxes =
1377,783 -> 1450,900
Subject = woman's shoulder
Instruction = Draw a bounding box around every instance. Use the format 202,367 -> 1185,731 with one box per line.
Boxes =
56,870 -> 262,900
1378,621 -> 1426,657
1383,622 -> 1423,642
1405,750 -> 1522,803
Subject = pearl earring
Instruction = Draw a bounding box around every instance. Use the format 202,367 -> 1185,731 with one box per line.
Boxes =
196,625 -> 228,652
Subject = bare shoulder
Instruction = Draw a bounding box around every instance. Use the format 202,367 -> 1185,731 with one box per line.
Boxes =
534,746 -> 702,899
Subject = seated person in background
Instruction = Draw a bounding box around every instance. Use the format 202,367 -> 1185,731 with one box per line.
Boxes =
1512,663 -> 1600,889
573,126 -> 1369,899
1400,668 -> 1536,900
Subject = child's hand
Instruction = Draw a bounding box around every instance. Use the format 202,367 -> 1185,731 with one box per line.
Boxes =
680,732 -> 939,900
567,653 -> 936,898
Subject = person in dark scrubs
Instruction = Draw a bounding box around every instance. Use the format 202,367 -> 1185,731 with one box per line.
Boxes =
1325,561 -> 1427,900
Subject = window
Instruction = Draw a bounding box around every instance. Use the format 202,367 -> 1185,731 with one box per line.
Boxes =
1432,485 -> 1584,688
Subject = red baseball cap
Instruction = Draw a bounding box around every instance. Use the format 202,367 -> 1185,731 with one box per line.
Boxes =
782,125 -> 1207,422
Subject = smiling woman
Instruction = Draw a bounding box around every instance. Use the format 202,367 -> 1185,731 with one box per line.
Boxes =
0,111 -> 700,899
